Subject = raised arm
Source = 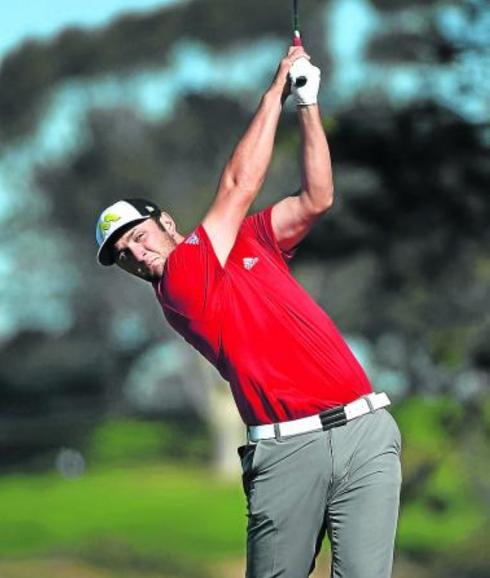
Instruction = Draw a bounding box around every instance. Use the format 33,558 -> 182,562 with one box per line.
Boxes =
272,62 -> 334,252
202,47 -> 309,267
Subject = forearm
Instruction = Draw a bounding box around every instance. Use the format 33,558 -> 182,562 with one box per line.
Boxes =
298,105 -> 334,211
219,86 -> 283,203
202,46 -> 308,266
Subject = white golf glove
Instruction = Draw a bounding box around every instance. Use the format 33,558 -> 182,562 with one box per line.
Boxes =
289,58 -> 321,106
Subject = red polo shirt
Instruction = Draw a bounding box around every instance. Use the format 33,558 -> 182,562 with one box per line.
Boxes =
153,206 -> 372,425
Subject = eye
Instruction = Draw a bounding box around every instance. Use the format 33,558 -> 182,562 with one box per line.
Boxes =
135,231 -> 146,242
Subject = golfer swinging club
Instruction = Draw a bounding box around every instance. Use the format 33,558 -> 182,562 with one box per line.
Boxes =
96,46 -> 402,578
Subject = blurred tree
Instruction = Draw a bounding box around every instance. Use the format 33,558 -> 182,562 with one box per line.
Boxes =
0,0 -> 487,491
297,101 -> 489,395
0,0 -> 319,143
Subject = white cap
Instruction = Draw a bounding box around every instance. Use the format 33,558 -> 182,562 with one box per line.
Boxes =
95,198 -> 160,266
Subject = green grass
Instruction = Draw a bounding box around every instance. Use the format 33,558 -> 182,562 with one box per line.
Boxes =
1,396 -> 488,563
0,464 -> 246,560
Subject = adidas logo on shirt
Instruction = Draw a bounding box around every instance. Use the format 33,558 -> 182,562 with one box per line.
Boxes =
185,232 -> 200,245
243,257 -> 259,270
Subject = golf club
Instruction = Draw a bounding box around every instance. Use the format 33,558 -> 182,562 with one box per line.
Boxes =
292,0 -> 307,87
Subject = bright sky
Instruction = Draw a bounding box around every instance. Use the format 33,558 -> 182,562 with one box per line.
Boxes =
0,0 -> 179,60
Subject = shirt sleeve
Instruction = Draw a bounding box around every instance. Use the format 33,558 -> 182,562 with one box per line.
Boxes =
243,205 -> 296,264
156,226 -> 224,320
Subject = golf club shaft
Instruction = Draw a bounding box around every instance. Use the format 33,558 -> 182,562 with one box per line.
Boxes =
292,0 -> 307,86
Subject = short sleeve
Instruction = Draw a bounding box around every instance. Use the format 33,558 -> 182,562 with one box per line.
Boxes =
244,206 -> 296,264
154,226 -> 224,320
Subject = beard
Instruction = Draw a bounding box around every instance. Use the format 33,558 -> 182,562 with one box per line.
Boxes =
118,254 -> 166,283
134,258 -> 166,282
136,267 -> 160,283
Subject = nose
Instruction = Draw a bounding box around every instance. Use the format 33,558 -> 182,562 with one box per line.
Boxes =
131,243 -> 147,263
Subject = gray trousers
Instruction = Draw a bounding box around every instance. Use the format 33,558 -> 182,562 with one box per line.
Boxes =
238,408 -> 402,578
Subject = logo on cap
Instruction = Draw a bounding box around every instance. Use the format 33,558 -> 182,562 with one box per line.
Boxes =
98,213 -> 121,237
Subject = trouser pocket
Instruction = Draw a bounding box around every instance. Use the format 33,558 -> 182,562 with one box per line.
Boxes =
238,443 -> 258,496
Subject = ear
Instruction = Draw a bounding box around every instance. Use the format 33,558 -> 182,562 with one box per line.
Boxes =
158,211 -> 177,237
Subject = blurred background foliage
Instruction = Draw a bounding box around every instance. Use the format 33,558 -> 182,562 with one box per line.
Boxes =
0,0 -> 488,577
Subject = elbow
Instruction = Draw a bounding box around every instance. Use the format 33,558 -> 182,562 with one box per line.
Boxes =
219,170 -> 260,205
323,188 -> 335,212
308,186 -> 334,215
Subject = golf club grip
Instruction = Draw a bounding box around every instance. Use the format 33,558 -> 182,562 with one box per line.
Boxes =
292,33 -> 307,87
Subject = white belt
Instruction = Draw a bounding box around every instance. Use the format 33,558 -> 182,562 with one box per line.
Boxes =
248,392 -> 391,442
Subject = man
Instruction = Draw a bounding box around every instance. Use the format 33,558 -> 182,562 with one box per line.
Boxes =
96,46 -> 402,578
